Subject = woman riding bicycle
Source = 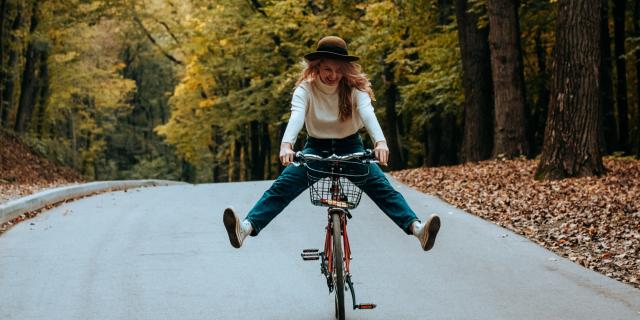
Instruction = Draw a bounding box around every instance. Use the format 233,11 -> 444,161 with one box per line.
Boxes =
223,36 -> 440,251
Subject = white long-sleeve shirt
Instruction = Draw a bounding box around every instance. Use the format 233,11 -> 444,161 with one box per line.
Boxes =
281,79 -> 386,145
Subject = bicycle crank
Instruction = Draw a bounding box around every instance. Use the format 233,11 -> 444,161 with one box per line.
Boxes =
346,274 -> 377,310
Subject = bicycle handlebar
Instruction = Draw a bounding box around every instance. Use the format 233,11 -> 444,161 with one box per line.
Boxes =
293,149 -> 378,166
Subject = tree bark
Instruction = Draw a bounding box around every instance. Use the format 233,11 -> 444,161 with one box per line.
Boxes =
600,1 -> 616,154
535,0 -> 604,180
635,0 -> 640,156
14,1 -> 39,133
613,0 -> 629,153
531,29 -> 549,156
486,0 -> 529,158
1,3 -> 23,127
0,0 -> 6,119
382,58 -> 405,170
456,0 -> 494,162
34,43 -> 49,138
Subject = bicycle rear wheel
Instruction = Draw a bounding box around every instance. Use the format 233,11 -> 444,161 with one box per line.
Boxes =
331,211 -> 345,320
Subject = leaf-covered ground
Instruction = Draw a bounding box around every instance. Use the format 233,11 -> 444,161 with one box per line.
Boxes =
0,130 -> 82,204
391,157 -> 640,289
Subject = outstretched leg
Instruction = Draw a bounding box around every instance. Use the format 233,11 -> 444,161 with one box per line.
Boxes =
244,163 -> 310,235
362,164 -> 440,250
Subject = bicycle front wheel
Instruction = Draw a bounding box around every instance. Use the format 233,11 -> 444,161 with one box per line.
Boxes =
331,211 -> 345,320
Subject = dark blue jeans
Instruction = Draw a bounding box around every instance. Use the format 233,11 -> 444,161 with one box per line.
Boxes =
245,134 -> 419,236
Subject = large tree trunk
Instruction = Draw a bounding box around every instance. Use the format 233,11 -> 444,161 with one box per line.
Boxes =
600,1 -> 617,154
455,0 -> 494,162
382,58 -> 405,170
486,0 -> 529,159
0,0 -> 6,119
535,0 -> 604,180
531,29 -> 550,156
14,1 -> 39,133
613,0 -> 629,153
1,3 -> 23,127
635,0 -> 640,156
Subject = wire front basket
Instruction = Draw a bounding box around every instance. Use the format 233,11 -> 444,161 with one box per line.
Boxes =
305,159 -> 370,209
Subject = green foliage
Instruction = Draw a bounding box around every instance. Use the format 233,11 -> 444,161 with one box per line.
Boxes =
9,0 -> 639,182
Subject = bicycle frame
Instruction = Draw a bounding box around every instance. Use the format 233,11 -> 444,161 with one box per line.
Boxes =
324,208 -> 351,276
297,151 -> 377,318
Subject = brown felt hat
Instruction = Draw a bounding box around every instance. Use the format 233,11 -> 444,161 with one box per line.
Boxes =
304,36 -> 359,62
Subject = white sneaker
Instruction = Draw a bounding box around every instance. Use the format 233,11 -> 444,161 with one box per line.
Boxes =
413,214 -> 440,251
223,207 -> 252,248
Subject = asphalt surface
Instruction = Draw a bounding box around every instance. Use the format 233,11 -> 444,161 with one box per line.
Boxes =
1,179 -> 639,319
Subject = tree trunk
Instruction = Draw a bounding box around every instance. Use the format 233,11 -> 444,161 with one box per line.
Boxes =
635,0 -> 640,156
426,111 -> 442,166
0,0 -> 6,119
210,125 -> 226,182
261,122 -> 270,179
600,1 -> 617,154
613,0 -> 629,153
230,136 -> 241,182
277,122 -> 287,174
34,44 -> 49,138
14,40 -> 39,133
69,111 -> 77,168
532,29 -> 550,156
486,0 -> 529,158
382,58 -> 405,169
535,0 -> 604,180
456,0 -> 494,162
241,128 -> 249,181
1,3 -> 23,127
249,120 -> 263,180
439,112 -> 458,165
181,159 -> 196,183
14,1 -> 39,133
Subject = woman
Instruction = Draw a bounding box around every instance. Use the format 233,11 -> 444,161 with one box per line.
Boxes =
223,36 -> 440,251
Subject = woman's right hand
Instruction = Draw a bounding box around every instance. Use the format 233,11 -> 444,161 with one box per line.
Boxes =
279,142 -> 296,166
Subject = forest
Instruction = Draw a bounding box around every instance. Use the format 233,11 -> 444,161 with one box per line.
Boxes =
0,0 -> 638,183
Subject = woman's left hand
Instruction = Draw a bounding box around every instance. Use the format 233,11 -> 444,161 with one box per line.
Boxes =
374,140 -> 389,166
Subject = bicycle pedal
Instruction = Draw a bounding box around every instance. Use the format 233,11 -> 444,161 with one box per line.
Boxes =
355,303 -> 376,310
302,248 -> 319,253
301,253 -> 320,261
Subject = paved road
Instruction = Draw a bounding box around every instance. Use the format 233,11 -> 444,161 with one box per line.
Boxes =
1,179 -> 639,319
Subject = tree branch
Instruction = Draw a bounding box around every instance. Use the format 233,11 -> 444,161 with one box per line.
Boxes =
133,15 -> 183,65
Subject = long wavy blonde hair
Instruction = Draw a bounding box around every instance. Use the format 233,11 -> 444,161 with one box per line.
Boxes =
295,59 -> 376,122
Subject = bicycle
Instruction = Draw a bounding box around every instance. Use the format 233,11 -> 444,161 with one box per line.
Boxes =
294,150 -> 378,320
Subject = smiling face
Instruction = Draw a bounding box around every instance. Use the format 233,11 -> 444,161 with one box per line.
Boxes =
318,60 -> 343,86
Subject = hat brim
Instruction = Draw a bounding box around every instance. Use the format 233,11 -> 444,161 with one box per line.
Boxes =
304,51 -> 359,62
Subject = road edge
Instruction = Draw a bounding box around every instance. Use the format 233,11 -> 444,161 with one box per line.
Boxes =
0,180 -> 187,225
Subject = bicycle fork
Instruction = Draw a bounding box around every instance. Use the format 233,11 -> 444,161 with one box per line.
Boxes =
301,210 -> 376,310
